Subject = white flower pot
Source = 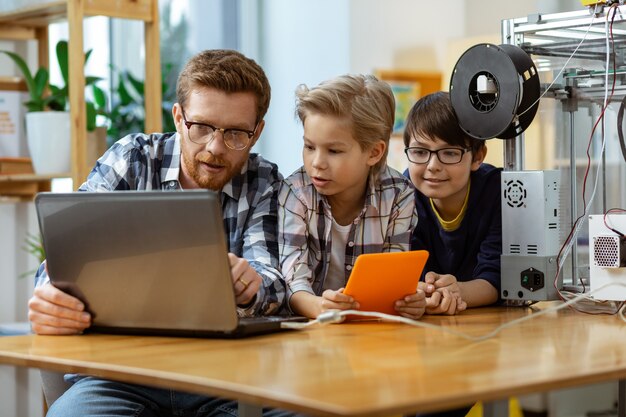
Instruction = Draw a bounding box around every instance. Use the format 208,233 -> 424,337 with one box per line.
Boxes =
25,111 -> 71,175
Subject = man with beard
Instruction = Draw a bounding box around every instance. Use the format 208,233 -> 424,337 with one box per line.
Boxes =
28,50 -> 285,417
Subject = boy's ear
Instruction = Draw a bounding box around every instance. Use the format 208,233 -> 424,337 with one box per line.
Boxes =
470,144 -> 487,171
367,140 -> 386,166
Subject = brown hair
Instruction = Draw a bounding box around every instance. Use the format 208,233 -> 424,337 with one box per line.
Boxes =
403,91 -> 485,153
176,49 -> 271,123
295,74 -> 395,175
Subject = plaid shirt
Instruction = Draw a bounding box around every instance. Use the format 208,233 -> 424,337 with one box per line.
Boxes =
278,165 -> 417,301
35,132 -> 285,316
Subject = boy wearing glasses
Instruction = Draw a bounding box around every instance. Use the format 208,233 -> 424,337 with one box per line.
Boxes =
404,91 -> 501,316
279,74 -> 425,320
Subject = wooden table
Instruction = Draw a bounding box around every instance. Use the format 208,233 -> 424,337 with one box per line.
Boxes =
0,303 -> 624,417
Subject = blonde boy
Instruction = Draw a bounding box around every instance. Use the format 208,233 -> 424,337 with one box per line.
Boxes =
279,74 -> 425,320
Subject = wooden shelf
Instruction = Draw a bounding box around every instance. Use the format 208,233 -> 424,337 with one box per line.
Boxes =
0,0 -> 156,27
0,172 -> 64,199
0,172 -> 69,181
0,0 -> 162,189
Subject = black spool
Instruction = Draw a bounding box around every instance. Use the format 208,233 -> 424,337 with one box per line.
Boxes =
449,43 -> 540,140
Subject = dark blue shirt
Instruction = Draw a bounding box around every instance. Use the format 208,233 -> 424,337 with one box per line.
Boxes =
408,163 -> 502,292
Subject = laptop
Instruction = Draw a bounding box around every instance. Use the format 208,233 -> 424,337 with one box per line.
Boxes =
34,190 -> 306,338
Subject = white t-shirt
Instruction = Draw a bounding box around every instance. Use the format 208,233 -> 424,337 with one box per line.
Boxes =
323,217 -> 352,291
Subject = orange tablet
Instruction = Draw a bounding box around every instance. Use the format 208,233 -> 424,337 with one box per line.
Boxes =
343,250 -> 429,316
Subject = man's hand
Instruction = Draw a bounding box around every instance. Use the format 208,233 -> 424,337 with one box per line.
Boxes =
228,253 -> 262,306
28,284 -> 91,335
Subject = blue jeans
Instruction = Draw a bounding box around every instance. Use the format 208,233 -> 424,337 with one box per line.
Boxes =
47,376 -> 239,417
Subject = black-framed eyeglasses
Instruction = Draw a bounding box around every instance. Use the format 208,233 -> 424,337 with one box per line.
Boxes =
404,146 -> 471,165
181,107 -> 257,151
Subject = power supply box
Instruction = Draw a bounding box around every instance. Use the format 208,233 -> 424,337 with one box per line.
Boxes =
588,214 -> 626,301
501,170 -> 562,301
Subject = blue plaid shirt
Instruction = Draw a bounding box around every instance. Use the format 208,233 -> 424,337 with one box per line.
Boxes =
35,132 -> 285,316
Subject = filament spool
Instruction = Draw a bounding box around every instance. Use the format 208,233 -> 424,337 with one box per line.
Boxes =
449,43 -> 540,140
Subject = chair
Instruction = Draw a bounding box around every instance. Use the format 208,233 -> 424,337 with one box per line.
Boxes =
41,370 -> 71,409
0,323 -> 68,411
0,324 -> 70,409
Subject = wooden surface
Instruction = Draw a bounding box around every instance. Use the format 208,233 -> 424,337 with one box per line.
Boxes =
0,303 -> 624,417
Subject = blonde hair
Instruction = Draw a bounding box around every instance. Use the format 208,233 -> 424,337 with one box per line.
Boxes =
295,74 -> 394,175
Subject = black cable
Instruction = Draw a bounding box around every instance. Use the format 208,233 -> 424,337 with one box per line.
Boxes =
617,93 -> 626,163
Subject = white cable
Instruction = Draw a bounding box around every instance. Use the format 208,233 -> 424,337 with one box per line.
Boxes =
560,289 -> 623,316
282,282 -> 626,338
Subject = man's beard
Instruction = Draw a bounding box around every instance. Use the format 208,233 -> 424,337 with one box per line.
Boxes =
183,151 -> 245,190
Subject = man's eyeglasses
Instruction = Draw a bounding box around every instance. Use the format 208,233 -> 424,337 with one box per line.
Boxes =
404,147 -> 471,165
181,107 -> 257,151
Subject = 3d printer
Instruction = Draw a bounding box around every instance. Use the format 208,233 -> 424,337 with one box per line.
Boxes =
450,2 -> 626,302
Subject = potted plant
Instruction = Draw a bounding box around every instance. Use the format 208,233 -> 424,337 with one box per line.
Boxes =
106,65 -> 176,145
0,40 -> 105,174
105,3 -> 186,145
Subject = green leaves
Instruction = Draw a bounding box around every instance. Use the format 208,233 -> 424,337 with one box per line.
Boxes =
105,69 -> 145,141
19,232 -> 45,279
56,39 -> 69,88
22,232 -> 45,263
0,50 -> 48,112
105,66 -> 176,142
0,39 -> 104,130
